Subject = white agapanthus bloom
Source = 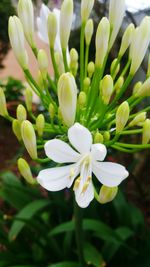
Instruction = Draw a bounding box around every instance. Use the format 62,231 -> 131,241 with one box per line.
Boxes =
37,123 -> 128,208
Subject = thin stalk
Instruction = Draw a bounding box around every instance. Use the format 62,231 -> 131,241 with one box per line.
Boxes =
84,44 -> 89,78
50,47 -> 59,80
74,201 -> 85,267
62,49 -> 69,72
80,22 -> 86,90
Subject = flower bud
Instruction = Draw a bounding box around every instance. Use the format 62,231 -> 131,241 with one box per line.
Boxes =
47,12 -> 57,49
58,72 -> 77,127
81,0 -> 94,23
18,158 -> 35,184
94,131 -> 104,144
55,52 -> 65,75
114,76 -> 124,93
60,0 -> 73,50
87,61 -> 95,78
130,17 -> 150,75
37,49 -> 49,74
78,92 -> 87,108
12,119 -> 22,141
101,75 -> 113,105
129,112 -> 146,127
95,17 -> 110,68
147,54 -> 150,77
142,119 -> 150,144
135,77 -> 150,97
103,131 -> 110,142
99,185 -> 118,204
70,48 -> 78,76
8,16 -> 28,68
118,23 -> 135,57
109,0 -> 125,50
85,19 -> 94,46
116,101 -> 130,133
49,103 -> 55,119
18,0 -> 35,47
132,81 -> 142,95
0,88 -> 8,117
21,120 -> 37,159
16,104 -> 27,122
83,77 -> 91,92
25,88 -> 33,111
36,114 -> 45,137
110,58 -> 120,78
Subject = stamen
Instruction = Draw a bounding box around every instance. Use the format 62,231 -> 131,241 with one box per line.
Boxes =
69,168 -> 75,179
73,176 -> 81,190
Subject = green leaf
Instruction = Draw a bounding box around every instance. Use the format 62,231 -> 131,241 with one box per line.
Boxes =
48,262 -> 79,267
84,243 -> 104,267
49,221 -> 75,236
9,199 -> 49,241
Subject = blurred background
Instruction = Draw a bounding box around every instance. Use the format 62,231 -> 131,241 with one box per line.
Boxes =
0,1 -> 150,267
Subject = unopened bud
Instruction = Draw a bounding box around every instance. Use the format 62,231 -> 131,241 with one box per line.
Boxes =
81,0 -> 94,23
12,119 -> 22,141
49,103 -> 55,119
129,112 -> 146,127
25,88 -> 32,111
47,12 -> 57,49
18,0 -> 35,47
147,54 -> 150,77
132,81 -> 142,95
16,104 -> 27,122
38,49 -> 48,75
55,52 -> 65,75
130,17 -> 150,75
109,0 -> 125,50
116,101 -> 130,133
60,0 -> 73,50
94,131 -> 104,144
103,131 -> 110,142
101,75 -> 113,105
78,92 -> 87,108
87,61 -> 95,78
85,19 -> 94,46
114,77 -> 124,93
110,58 -> 120,78
83,77 -> 91,92
135,77 -> 150,97
36,114 -> 45,137
70,48 -> 78,76
118,23 -> 135,57
58,72 -> 77,126
8,16 -> 28,68
0,88 -> 8,117
95,17 -> 110,68
21,120 -> 37,159
142,119 -> 150,144
99,185 -> 118,204
18,158 -> 35,184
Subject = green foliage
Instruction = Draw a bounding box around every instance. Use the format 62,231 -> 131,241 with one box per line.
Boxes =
0,171 -> 150,267
0,77 -> 24,102
0,0 -> 16,65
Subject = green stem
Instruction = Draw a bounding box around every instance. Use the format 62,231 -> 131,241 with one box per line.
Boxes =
80,22 -> 86,90
84,44 -> 89,78
35,157 -> 50,163
62,49 -> 69,72
115,142 -> 150,149
74,201 -> 85,267
50,47 -> 59,80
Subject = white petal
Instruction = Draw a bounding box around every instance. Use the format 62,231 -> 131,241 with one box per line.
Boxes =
92,161 -> 129,187
44,139 -> 80,163
74,181 -> 94,208
68,123 -> 92,154
91,144 -> 107,161
37,163 -> 79,191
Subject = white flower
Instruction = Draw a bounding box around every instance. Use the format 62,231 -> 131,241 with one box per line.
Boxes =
37,123 -> 128,208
